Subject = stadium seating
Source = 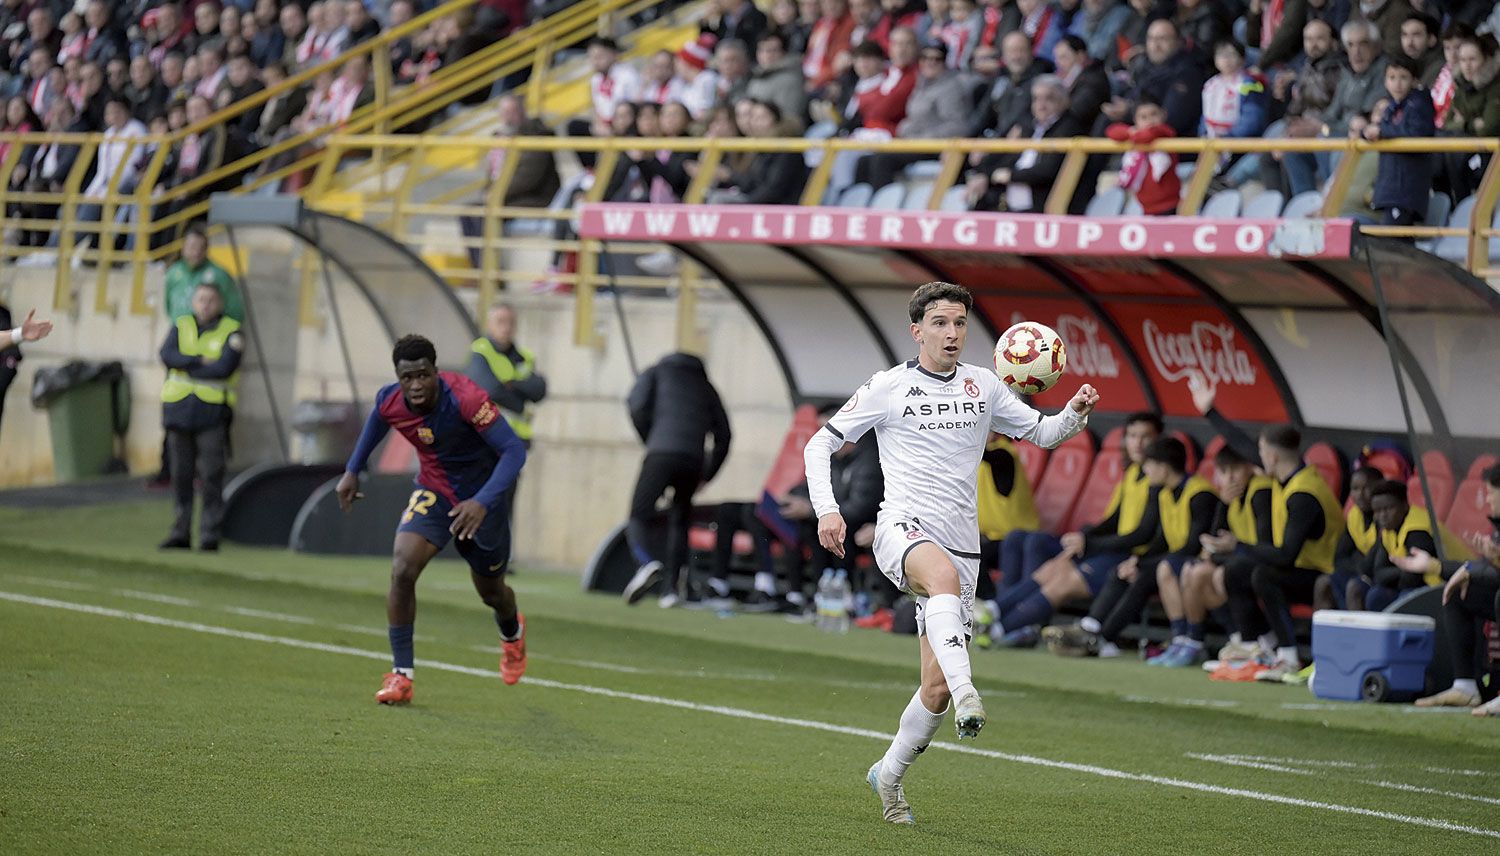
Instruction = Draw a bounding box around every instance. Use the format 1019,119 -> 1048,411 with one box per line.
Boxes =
1085,187 -> 1126,217
1242,190 -> 1286,220
1064,427 -> 1126,532
1433,196 -> 1476,261
902,182 -> 935,210
839,183 -> 875,209
1014,442 -> 1051,487
1200,190 -> 1242,219
1407,449 -> 1457,521
1280,191 -> 1324,219
938,186 -> 969,211
1032,431 -> 1098,533
868,184 -> 908,210
1122,197 -> 1145,217
1196,435 -> 1228,482
1303,441 -> 1347,500
902,161 -> 944,181
1445,453 -> 1499,540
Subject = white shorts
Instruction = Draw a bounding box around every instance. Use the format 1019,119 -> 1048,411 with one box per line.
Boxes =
872,512 -> 980,638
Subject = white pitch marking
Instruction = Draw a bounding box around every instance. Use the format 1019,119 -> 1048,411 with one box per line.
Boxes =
4,589 -> 1499,842
1187,753 -> 1314,775
114,589 -> 196,606
1425,767 -> 1496,778
5,575 -> 97,591
1123,694 -> 1240,709
1361,780 -> 1500,807
1227,755 -> 1368,769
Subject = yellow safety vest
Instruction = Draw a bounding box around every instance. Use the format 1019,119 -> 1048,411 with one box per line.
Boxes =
161,316 -> 241,407
471,337 -> 537,440
1159,474 -> 1217,553
1271,466 -> 1345,574
1227,474 -> 1275,545
1379,506 -> 1473,586
978,437 -> 1040,540
1346,505 -> 1378,555
1102,462 -> 1153,555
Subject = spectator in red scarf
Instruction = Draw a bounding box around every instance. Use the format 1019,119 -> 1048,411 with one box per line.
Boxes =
803,0 -> 856,94
1107,99 -> 1180,214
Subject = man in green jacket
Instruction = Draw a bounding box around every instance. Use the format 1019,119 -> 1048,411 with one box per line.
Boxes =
164,225 -> 245,323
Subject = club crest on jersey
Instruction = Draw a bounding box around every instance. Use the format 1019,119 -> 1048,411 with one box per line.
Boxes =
473,400 -> 500,428
416,427 -> 435,445
906,528 -> 925,540
963,377 -> 979,399
841,391 -> 859,412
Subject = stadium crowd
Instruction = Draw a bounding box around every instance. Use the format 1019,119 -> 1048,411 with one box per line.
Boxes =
0,0 -> 525,251
561,0 -> 1500,224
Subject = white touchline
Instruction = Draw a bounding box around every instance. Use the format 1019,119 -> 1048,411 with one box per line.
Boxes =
4,589 -> 1498,841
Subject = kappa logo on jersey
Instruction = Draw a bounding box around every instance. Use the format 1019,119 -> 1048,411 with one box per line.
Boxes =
472,400 -> 500,429
963,377 -> 979,399
416,426 -> 435,445
906,387 -> 927,397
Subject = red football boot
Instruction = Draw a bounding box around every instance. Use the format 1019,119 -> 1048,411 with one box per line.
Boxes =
375,671 -> 413,705
500,613 -> 527,685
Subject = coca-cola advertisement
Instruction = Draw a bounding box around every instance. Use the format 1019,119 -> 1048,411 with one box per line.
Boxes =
975,295 -> 1150,412
1106,303 -> 1289,422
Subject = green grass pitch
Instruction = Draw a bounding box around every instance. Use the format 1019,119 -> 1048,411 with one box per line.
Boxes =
2,500 -> 1498,854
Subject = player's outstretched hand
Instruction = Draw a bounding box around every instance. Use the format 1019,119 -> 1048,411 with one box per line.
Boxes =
1068,383 -> 1100,416
449,499 -> 487,540
817,512 -> 847,559
335,472 -> 363,512
1393,548 -> 1436,576
1187,370 -> 1216,415
19,309 -> 54,343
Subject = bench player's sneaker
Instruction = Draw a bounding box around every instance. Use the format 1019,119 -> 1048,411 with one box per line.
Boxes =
866,761 -> 914,825
954,689 -> 986,740
500,613 -> 527,685
375,672 -> 412,705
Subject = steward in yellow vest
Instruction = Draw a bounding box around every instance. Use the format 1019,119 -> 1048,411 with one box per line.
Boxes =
159,283 -> 243,551
1359,480 -> 1473,609
465,305 -> 546,445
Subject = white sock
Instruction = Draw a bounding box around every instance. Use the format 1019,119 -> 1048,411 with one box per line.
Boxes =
1098,641 -> 1121,658
879,690 -> 947,786
1452,679 -> 1479,696
1276,646 -> 1299,667
924,594 -> 975,698
1258,633 -> 1277,653
754,571 -> 776,595
1079,616 -> 1102,634
707,577 -> 731,597
786,590 -> 806,606
1228,631 -> 1243,645
393,667 -> 414,678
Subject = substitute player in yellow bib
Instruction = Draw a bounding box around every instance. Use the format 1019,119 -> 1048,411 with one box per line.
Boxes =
803,282 -> 1098,826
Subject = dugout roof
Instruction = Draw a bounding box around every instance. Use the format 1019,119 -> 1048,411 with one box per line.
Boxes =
579,204 -> 1500,443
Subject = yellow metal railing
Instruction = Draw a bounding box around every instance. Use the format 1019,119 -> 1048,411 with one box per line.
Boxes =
5,132 -> 1498,324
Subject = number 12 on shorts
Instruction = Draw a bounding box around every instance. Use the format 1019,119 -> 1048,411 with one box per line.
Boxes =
402,489 -> 437,523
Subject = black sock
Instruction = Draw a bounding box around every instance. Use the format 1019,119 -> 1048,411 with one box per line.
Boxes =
496,611 -> 521,641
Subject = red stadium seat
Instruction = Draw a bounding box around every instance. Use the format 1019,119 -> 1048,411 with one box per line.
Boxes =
1358,443 -> 1412,482
375,432 -> 416,473
1407,450 -> 1456,520
1303,442 -> 1347,501
1065,441 -> 1125,533
1197,435 -> 1228,482
1169,430 -> 1200,474
1014,442 -> 1051,487
1445,453 -> 1499,540
1100,425 -> 1124,451
1033,432 -> 1098,533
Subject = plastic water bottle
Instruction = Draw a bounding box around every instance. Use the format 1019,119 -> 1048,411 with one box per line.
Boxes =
814,568 -> 835,632
853,590 -> 871,619
833,570 -> 852,634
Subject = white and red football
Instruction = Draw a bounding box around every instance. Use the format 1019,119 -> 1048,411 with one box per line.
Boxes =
994,321 -> 1067,395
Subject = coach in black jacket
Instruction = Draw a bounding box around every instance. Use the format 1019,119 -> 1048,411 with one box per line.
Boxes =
967,75 -> 1084,213
621,353 -> 733,607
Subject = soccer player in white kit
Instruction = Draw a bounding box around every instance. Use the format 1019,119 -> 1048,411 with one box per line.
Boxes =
803,282 -> 1099,825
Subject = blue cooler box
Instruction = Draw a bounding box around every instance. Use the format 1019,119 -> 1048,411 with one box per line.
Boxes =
1311,611 -> 1435,702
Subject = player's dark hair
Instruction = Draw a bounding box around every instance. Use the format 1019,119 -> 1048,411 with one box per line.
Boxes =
1350,466 -> 1379,485
1260,425 -> 1302,454
1214,445 -> 1251,471
1404,12 -> 1439,40
1370,479 -> 1409,503
1213,38 -> 1246,58
1144,437 -> 1187,473
1386,52 -> 1420,78
588,36 -> 621,52
1059,34 -> 1088,55
392,334 -> 437,367
1483,463 -> 1500,489
1124,411 -> 1164,435
907,281 -> 972,323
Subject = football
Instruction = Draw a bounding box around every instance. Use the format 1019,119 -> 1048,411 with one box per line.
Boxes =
994,321 -> 1068,395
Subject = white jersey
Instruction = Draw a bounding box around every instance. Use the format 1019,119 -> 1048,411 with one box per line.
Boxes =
804,359 -> 1088,555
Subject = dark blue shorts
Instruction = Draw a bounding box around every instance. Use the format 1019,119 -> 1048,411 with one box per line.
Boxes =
1079,552 -> 1129,596
397,488 -> 511,576
1160,554 -> 1193,578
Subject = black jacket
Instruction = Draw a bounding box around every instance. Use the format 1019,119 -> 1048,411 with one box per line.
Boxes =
1066,62 -> 1111,128
627,353 -> 732,482
829,433 -> 883,527
727,151 -> 808,205
1128,50 -> 1207,138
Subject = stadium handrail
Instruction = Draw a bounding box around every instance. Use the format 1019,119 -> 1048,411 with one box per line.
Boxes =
4,133 -> 1496,320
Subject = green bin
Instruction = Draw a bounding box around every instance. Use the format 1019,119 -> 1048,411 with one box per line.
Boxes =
31,361 -> 131,482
